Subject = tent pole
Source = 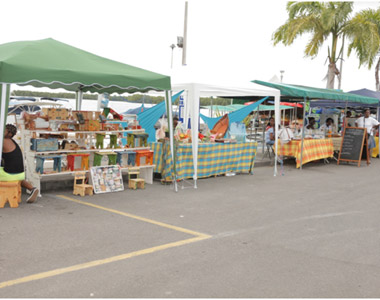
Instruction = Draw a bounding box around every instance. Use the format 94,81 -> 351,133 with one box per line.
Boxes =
274,93 -> 280,176
0,83 -> 10,161
299,97 -> 307,170
75,89 -> 83,111
165,90 -> 178,192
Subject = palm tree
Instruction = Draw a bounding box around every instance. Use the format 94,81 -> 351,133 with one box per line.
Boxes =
273,2 -> 380,89
346,8 -> 380,91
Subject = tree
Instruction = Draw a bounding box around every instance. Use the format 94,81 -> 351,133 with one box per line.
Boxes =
346,8 -> 380,91
273,2 -> 380,89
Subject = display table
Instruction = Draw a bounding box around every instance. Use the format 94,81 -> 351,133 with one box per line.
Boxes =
276,138 -> 334,168
372,136 -> 379,158
150,141 -> 258,182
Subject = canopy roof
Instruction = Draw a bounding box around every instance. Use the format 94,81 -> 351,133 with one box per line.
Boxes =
0,38 -> 171,94
252,80 -> 379,104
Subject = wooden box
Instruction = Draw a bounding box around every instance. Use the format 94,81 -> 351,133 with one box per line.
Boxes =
31,138 -> 59,152
44,108 -> 69,120
135,150 -> 153,166
89,120 -> 100,131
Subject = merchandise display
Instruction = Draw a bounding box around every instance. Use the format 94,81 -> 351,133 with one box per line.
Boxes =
19,109 -> 155,194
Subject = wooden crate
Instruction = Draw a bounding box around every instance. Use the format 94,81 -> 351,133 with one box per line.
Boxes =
31,138 -> 59,152
44,108 -> 69,120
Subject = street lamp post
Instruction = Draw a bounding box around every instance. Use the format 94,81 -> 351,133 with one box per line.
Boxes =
280,70 -> 285,83
170,44 -> 176,69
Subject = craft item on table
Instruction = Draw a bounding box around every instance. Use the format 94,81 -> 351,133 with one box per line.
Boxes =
73,172 -> 93,197
59,123 -> 78,131
127,133 -> 148,148
211,114 -> 229,140
0,181 -> 21,208
96,133 -> 105,149
89,120 -> 101,131
90,165 -> 124,194
61,140 -> 79,150
35,155 -> 62,174
76,113 -> 85,124
67,153 -> 90,171
31,138 -> 59,152
73,110 -> 93,120
99,114 -> 107,123
93,152 -> 117,166
135,150 -> 153,166
228,122 -> 246,143
109,134 -> 118,149
127,119 -> 141,130
127,167 -> 145,190
101,123 -> 119,131
102,107 -> 123,121
116,150 -> 136,167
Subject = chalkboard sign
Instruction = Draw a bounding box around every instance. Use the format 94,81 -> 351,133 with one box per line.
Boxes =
338,127 -> 369,166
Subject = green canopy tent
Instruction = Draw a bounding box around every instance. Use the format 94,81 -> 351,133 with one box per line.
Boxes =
252,80 -> 379,169
0,38 -> 178,190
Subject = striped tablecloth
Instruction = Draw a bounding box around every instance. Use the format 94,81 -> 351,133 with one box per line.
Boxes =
276,138 -> 334,168
150,141 -> 257,182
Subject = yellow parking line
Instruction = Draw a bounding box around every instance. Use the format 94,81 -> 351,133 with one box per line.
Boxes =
0,235 -> 209,289
57,195 -> 211,238
0,194 -> 211,289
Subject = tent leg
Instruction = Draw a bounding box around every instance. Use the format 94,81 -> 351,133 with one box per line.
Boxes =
0,84 -> 10,160
299,97 -> 307,170
165,90 -> 178,192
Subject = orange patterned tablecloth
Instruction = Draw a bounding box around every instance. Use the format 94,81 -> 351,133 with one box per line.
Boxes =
276,138 -> 334,168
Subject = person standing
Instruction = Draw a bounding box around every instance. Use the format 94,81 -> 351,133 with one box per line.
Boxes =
1,124 -> 39,203
355,109 -> 380,159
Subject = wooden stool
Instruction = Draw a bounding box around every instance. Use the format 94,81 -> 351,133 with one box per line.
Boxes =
67,153 -> 90,171
129,178 -> 145,190
36,155 -> 62,174
93,151 -> 117,166
0,181 -> 21,208
73,172 -> 93,197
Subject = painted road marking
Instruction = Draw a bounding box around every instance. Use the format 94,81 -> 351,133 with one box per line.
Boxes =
0,195 -> 211,290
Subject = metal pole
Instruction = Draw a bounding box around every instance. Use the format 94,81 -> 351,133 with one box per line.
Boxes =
299,97 -> 307,170
165,90 -> 178,192
182,1 -> 188,66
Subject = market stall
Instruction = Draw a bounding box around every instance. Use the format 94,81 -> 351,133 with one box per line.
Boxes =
252,80 -> 379,169
170,83 -> 281,186
0,38 -> 176,192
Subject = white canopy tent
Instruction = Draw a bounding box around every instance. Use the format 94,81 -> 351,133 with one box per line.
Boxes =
172,82 -> 281,188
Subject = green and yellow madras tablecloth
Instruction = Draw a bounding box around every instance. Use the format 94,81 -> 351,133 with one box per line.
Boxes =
276,138 -> 333,168
150,142 -> 258,182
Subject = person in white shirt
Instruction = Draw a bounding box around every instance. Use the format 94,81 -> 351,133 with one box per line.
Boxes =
355,109 -> 379,157
320,118 -> 337,134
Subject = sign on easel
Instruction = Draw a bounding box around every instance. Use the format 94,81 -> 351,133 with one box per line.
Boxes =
337,127 -> 369,167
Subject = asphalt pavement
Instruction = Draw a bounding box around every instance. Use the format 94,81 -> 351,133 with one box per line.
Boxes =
1,158 -> 380,297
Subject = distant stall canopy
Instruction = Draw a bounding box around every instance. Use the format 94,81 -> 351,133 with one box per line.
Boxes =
252,80 -> 379,104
